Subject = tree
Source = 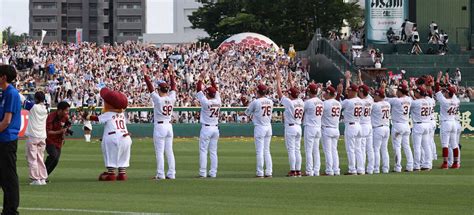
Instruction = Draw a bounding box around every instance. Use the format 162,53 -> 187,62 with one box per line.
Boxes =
189,0 -> 362,50
2,26 -> 28,46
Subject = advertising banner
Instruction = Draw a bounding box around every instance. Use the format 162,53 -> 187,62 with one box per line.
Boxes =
366,0 -> 408,44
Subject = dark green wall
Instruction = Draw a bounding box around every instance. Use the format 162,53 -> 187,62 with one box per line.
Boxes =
416,0 -> 471,47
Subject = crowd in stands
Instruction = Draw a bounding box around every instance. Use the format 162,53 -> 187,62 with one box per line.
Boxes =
0,40 -> 309,124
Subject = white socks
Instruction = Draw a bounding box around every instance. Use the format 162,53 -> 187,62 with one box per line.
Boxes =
85,134 -> 91,142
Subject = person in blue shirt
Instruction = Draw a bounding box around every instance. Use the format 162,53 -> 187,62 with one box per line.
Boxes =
0,64 -> 21,215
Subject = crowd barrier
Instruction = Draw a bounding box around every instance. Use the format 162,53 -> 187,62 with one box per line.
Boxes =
59,104 -> 474,138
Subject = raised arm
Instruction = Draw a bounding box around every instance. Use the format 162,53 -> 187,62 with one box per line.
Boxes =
210,75 -> 218,91
276,69 -> 283,99
142,65 -> 154,93
344,71 -> 352,96
357,70 -> 364,85
196,71 -> 205,93
169,64 -> 177,91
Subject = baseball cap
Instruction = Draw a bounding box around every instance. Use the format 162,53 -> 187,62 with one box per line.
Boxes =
374,88 -> 385,98
358,84 -> 370,94
288,87 -> 300,98
348,84 -> 359,92
397,84 -> 409,94
447,86 -> 456,95
324,86 -> 336,95
257,84 -> 268,93
414,86 -> 426,96
307,83 -> 318,94
205,86 -> 217,98
426,89 -> 433,97
100,88 -> 128,109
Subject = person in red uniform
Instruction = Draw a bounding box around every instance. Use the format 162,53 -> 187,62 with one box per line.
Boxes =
45,101 -> 71,176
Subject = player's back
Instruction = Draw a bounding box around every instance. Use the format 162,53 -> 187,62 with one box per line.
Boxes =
246,97 -> 273,126
198,92 -> 222,126
304,97 -> 323,127
341,97 -> 363,123
435,92 -> 457,121
360,95 -> 373,124
387,96 -> 412,123
322,99 -> 341,128
281,97 -> 304,125
152,91 -> 176,123
411,98 -> 431,123
371,100 -> 391,127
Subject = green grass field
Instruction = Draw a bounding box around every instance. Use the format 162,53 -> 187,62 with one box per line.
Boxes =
7,136 -> 474,214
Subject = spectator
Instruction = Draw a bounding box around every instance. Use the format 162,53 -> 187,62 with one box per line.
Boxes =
0,64 -> 21,215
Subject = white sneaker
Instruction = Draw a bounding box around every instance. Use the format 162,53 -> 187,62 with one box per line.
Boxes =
40,180 -> 47,185
30,180 -> 42,186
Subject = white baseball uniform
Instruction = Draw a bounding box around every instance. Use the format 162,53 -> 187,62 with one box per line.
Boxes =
371,100 -> 391,173
410,98 -> 433,169
303,97 -> 323,176
444,95 -> 461,166
426,96 -> 437,160
435,92 -> 458,150
321,98 -> 341,176
151,90 -> 177,179
360,95 -> 374,174
341,97 -> 364,174
386,96 -> 414,172
281,96 -> 304,172
197,91 -> 221,178
245,97 -> 274,177
99,112 -> 132,168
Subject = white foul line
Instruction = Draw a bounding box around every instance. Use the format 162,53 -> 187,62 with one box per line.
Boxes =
10,207 -> 169,215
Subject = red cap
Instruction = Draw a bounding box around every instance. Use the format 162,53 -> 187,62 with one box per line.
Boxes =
288,87 -> 300,98
374,88 -> 385,98
414,86 -> 426,96
100,88 -> 128,109
359,85 -> 370,94
307,83 -> 318,94
205,87 -> 217,98
257,84 -> 268,92
158,82 -> 169,89
426,89 -> 433,97
325,86 -> 336,94
397,84 -> 408,93
447,86 -> 456,95
348,84 -> 359,92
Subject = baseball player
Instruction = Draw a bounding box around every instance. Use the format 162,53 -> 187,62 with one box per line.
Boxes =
303,83 -> 323,176
85,88 -> 132,181
275,70 -> 304,177
386,84 -> 414,172
449,94 -> 462,166
410,86 -> 433,171
425,89 -> 437,160
243,84 -> 274,178
144,65 -> 177,180
196,72 -> 221,178
321,86 -> 341,176
341,83 -> 364,175
371,88 -> 391,174
435,72 -> 460,169
357,84 -> 374,174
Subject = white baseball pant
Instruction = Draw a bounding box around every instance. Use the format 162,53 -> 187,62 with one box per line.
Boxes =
304,125 -> 322,176
391,122 -> 414,172
344,123 -> 364,174
430,121 -> 437,160
153,123 -> 176,179
284,125 -> 302,171
322,127 -> 340,176
254,125 -> 273,177
448,122 -> 462,166
372,125 -> 390,173
412,123 -> 432,169
199,125 -> 219,177
360,123 -> 374,174
101,134 -> 132,168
